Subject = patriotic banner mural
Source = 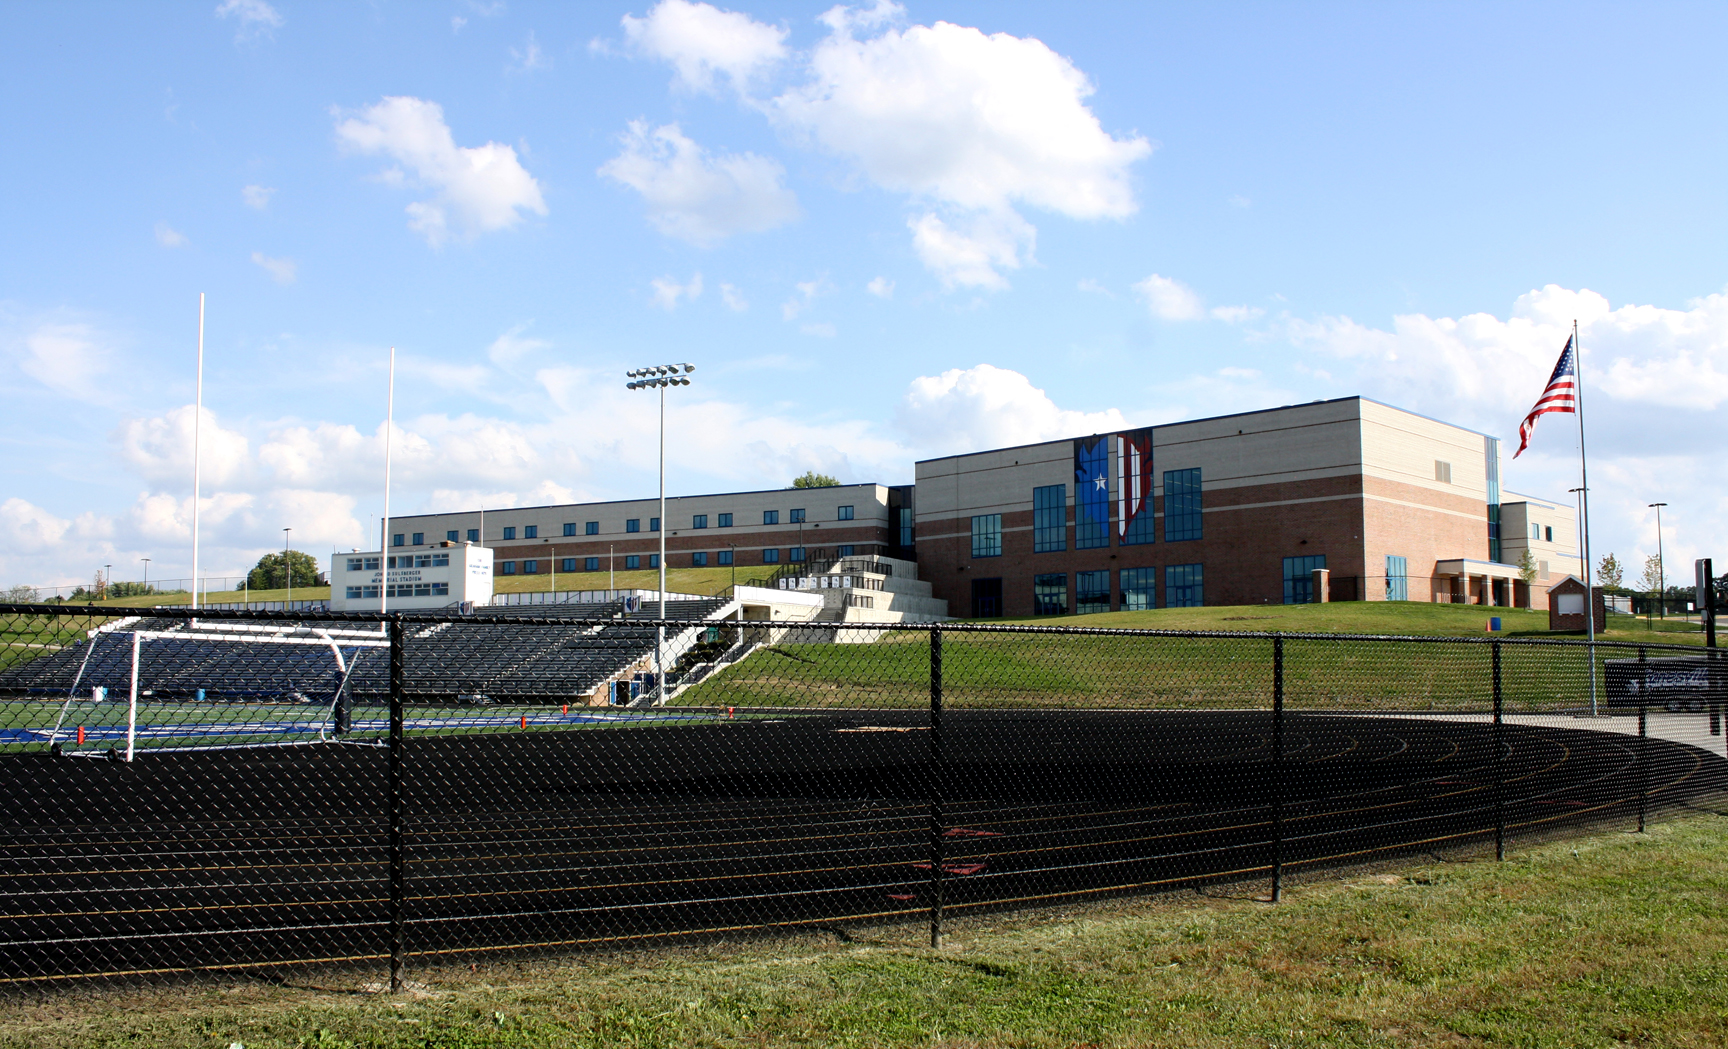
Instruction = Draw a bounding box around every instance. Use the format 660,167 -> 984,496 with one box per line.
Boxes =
1116,427 -> 1154,543
1073,435 -> 1111,549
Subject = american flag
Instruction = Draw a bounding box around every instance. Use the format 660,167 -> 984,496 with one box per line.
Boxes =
1513,336 -> 1578,458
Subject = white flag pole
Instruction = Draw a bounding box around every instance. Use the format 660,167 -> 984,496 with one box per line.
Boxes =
381,347 -> 395,615
192,294 -> 204,610
1573,319 -> 1598,715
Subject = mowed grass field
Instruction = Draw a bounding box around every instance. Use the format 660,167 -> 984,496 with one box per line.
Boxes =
7,812 -> 1724,1048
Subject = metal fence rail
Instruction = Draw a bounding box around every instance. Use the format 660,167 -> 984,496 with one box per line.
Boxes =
0,603 -> 1723,987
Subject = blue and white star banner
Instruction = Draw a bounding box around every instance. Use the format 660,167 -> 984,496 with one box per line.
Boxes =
1074,435 -> 1111,542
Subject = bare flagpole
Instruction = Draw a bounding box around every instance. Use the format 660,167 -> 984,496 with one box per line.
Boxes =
381,347 -> 395,615
1574,318 -> 1598,715
192,294 -> 205,611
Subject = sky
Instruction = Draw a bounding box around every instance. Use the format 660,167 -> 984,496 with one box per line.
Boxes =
2,0 -> 1725,593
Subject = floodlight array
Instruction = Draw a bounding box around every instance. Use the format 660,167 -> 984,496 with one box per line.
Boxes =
625,363 -> 696,389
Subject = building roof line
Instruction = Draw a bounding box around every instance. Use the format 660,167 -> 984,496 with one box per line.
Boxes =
387,482 -> 899,523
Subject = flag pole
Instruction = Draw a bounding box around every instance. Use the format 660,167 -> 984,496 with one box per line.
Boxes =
192,293 -> 204,611
1574,318 -> 1598,715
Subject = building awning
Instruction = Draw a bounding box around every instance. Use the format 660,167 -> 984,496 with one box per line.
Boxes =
1435,559 -> 1522,581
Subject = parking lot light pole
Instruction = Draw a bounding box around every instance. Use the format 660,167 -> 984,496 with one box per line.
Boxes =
1649,503 -> 1667,620
283,528 -> 292,605
627,363 -> 696,702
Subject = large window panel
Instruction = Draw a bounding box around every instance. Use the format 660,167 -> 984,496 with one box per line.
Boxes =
971,514 -> 1002,558
1032,485 -> 1066,552
1164,563 -> 1203,608
1033,573 -> 1069,616
1075,570 -> 1110,614
1385,554 -> 1409,601
1163,468 -> 1203,542
1119,567 -> 1157,610
1283,554 -> 1327,604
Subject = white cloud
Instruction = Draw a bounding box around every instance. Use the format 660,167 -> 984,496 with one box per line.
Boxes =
10,321 -> 114,403
781,277 -> 831,321
508,31 -> 550,73
250,251 -> 296,284
334,96 -> 547,246
866,276 -> 894,299
621,0 -> 788,95
215,0 -> 283,39
909,211 -> 1035,291
1229,194 -> 1251,208
800,322 -> 837,338
894,363 -> 1127,455
1076,278 -> 1112,297
114,405 -> 252,487
484,325 -> 550,366
1210,304 -> 1265,324
452,16 -> 468,32
242,184 -> 275,209
1133,273 -> 1204,321
650,273 -> 704,311
720,283 -> 748,311
599,121 -> 799,247
154,222 -> 188,248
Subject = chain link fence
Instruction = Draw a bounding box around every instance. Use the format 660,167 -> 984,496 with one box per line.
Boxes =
1,601 -> 1724,987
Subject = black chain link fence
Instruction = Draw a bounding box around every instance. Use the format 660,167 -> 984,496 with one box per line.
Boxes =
1,601 -> 1724,988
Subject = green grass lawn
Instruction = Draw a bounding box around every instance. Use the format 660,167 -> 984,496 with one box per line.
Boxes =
8,812 -> 1724,1048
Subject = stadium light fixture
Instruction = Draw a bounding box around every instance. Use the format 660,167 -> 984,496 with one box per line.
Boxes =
625,363 -> 696,704
1649,502 -> 1668,620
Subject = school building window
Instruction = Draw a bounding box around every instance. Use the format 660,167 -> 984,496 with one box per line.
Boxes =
502,527 -> 516,540
692,551 -> 709,566
1033,573 -> 1068,616
790,547 -> 806,562
585,521 -> 599,535
838,545 -> 854,557
648,554 -> 659,569
971,514 -> 1002,558
411,532 -> 424,545
561,558 -> 577,572
523,526 -> 537,539
762,548 -> 780,564
626,519 -> 640,533
718,513 -> 733,527
717,550 -> 733,565
1076,570 -> 1110,614
837,505 -> 854,521
523,560 -> 538,573
625,555 -> 641,570
500,561 -> 516,575
692,514 -> 708,529
1165,563 -> 1203,608
1385,555 -> 1409,601
393,534 -> 405,547
1033,485 -> 1066,553
446,530 -> 459,542
971,578 -> 1003,618
763,510 -> 779,525
1163,469 -> 1203,542
790,508 -> 806,523
584,557 -> 599,571
563,523 -> 576,536
467,529 -> 479,542
1283,555 -> 1327,604
650,518 -> 660,532
1120,567 -> 1157,610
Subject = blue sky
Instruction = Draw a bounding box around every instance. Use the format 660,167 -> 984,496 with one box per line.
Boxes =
2,0 -> 1725,592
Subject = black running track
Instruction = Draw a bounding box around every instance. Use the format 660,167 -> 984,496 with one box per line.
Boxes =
3,709 -> 1724,982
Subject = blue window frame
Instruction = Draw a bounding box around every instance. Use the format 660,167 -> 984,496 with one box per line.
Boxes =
898,508 -> 914,547
718,513 -> 733,527
1120,567 -> 1157,610
838,544 -> 854,557
502,527 -> 516,540
762,548 -> 780,564
393,534 -> 404,546
763,510 -> 779,525
648,554 -> 659,569
625,554 -> 641,570
1165,563 -> 1203,608
838,505 -> 854,521
650,517 -> 660,532
790,508 -> 806,523
1385,555 -> 1409,601
585,521 -> 599,535
446,530 -> 459,542
523,559 -> 538,574
411,532 -> 424,545
563,523 -> 576,537
1121,501 -> 1155,547
692,551 -> 708,566
523,525 -> 538,539
1163,469 -> 1203,542
500,561 -> 516,575
467,528 -> 479,542
717,549 -> 733,565
692,514 -> 708,529
789,547 -> 806,562
1076,570 -> 1110,614
1283,555 -> 1327,604
1033,573 -> 1068,616
584,557 -> 599,571
561,558 -> 576,572
626,519 -> 640,533
1033,485 -> 1066,552
971,514 -> 1002,558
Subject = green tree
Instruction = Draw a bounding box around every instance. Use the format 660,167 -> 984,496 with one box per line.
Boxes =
791,471 -> 840,489
248,550 -> 322,590
1596,552 -> 1623,589
1637,553 -> 1663,595
1516,548 -> 1538,588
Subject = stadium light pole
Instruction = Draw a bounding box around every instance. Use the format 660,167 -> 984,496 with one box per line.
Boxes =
140,558 -> 150,592
283,527 -> 292,605
1649,502 -> 1667,620
626,363 -> 695,703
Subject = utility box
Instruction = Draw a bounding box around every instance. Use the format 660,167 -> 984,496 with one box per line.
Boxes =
1546,575 -> 1605,633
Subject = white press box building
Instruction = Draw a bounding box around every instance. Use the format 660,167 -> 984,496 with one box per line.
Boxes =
328,543 -> 494,611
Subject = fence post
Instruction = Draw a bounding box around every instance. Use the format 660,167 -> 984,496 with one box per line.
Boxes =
1637,645 -> 1648,833
388,614 -> 407,991
1270,634 -> 1284,903
929,623 -> 944,949
1492,639 -> 1504,861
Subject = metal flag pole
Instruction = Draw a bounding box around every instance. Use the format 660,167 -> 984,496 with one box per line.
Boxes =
1574,319 -> 1598,715
192,293 -> 204,610
381,347 -> 395,615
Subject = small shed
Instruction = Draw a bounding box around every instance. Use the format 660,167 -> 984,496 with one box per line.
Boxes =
1547,575 -> 1606,633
